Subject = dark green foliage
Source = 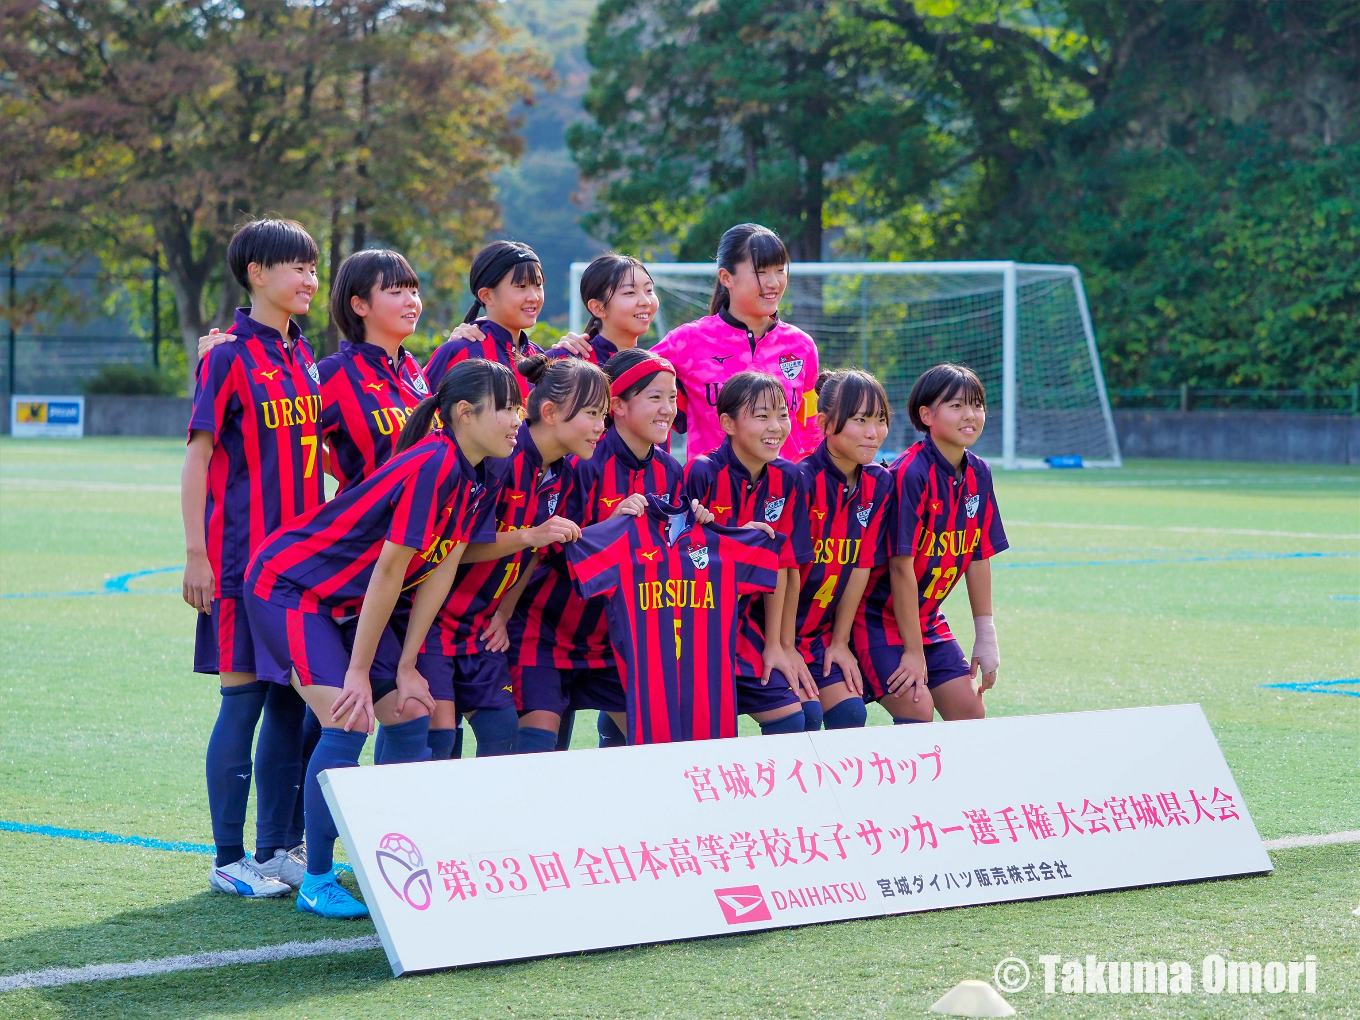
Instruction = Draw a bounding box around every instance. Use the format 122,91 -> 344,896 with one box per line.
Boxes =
83,364 -> 183,396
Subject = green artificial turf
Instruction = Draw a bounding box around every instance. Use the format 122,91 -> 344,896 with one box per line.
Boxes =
1,439 -> 1357,1019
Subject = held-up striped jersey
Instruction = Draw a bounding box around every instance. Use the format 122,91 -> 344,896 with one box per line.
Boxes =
318,340 -> 429,492
566,495 -> 782,743
509,427 -> 683,670
246,430 -> 484,617
188,308 -> 325,598
854,436 -> 1008,649
683,438 -> 813,675
791,442 -> 891,663
424,423 -> 575,656
424,319 -> 544,399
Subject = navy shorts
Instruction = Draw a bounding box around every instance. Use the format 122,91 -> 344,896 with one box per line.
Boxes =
193,597 -> 263,678
735,669 -> 801,716
859,638 -> 972,701
415,649 -> 515,712
245,593 -> 401,701
516,665 -> 626,716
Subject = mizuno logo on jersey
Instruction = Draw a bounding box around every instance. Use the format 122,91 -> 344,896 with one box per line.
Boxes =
711,504 -> 731,515
365,381 -> 386,392
637,579 -> 715,610
600,495 -> 624,509
506,492 -> 526,502
640,549 -> 660,562
855,503 -> 873,527
763,497 -> 786,522
687,545 -> 709,570
965,494 -> 980,519
811,508 -> 827,521
929,500 -> 942,515
712,354 -> 734,365
778,355 -> 803,381
252,367 -> 281,383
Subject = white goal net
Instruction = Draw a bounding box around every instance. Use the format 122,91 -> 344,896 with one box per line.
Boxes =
569,261 -> 1121,468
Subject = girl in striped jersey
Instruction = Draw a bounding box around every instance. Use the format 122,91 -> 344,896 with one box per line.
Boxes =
684,372 -> 816,734
425,241 -> 545,396
853,364 -> 1007,723
550,253 -> 658,366
244,360 -> 522,918
779,370 -> 894,730
420,354 -> 608,756
508,348 -> 713,748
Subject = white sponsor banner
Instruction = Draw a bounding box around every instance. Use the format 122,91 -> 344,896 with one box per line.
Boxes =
10,395 -> 85,438
322,704 -> 1271,977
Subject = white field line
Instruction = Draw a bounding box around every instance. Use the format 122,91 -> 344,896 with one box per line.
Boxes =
0,935 -> 382,992
1009,520 -> 1360,541
3,833 -> 1359,992
0,478 -> 179,493
1261,830 -> 1360,851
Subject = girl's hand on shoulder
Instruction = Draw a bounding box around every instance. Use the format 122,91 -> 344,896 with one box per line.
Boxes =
182,551 -> 215,614
481,612 -> 511,654
691,500 -> 714,525
741,521 -> 776,539
197,328 -> 234,359
446,323 -> 485,345
551,332 -> 593,358
823,639 -> 864,697
529,516 -> 581,548
393,661 -> 437,719
334,668 -> 376,734
614,493 -> 648,518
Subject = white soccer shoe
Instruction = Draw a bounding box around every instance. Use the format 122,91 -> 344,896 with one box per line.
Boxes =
209,857 -> 292,897
255,845 -> 307,890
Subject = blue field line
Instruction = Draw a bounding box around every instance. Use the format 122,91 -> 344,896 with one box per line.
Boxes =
997,550 -> 1357,571
1,565 -> 183,600
1259,678 -> 1360,699
1334,596 -> 1360,601
0,820 -> 353,872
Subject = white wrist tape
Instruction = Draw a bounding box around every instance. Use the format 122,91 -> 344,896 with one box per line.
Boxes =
971,615 -> 999,674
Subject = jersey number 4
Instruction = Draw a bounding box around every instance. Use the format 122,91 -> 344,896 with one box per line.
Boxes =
812,574 -> 838,609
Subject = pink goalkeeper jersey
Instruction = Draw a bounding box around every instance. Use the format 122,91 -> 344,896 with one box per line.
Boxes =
651,309 -> 821,463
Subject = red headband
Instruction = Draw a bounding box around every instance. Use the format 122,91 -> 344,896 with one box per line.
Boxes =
610,357 -> 676,397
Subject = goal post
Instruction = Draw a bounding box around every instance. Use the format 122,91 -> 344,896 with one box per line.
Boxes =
569,260 -> 1121,469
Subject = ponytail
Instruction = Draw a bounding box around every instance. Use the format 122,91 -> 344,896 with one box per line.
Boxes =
710,223 -> 790,315
518,353 -> 610,425
579,253 -> 651,338
396,358 -> 521,453
463,241 -> 543,324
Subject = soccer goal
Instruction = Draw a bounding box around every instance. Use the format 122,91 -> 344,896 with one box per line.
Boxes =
569,261 -> 1121,468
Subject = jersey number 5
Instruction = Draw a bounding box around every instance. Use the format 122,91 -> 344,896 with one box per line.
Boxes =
674,618 -> 683,660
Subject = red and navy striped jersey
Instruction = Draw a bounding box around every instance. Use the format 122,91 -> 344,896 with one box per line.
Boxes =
188,308 -> 325,598
246,430 -> 483,617
792,442 -> 891,662
855,436 -> 1008,648
566,495 -> 782,743
318,340 -> 429,492
424,319 -> 544,399
684,438 -> 813,675
509,426 -> 683,670
424,423 -> 575,656
547,333 -> 618,366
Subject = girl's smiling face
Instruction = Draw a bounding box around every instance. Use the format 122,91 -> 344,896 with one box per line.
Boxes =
611,372 -> 677,448
722,390 -> 790,468
591,268 -> 658,343
480,269 -> 543,333
551,400 -> 609,460
353,282 -> 421,343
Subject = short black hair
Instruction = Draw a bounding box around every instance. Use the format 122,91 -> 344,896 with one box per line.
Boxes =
716,371 -> 786,421
227,219 -> 320,292
907,363 -> 986,433
330,250 -> 420,344
815,369 -> 890,434
606,347 -> 671,401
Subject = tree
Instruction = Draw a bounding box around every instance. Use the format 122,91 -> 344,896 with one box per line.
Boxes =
0,1 -> 546,380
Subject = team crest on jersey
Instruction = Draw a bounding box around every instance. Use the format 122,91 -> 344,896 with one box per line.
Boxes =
687,544 -> 710,570
965,494 -> 980,519
855,503 -> 873,527
306,362 -> 321,385
411,373 -> 429,395
778,355 -> 803,381
546,492 -> 559,516
763,497 -> 786,523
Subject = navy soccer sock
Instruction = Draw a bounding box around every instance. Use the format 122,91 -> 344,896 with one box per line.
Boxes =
823,697 -> 868,730
375,717 -> 431,765
303,728 -> 367,875
452,725 -> 464,759
893,716 -> 927,723
597,712 -> 627,748
555,711 -> 576,751
759,710 -> 807,736
254,682 -> 305,861
469,707 -> 519,757
801,699 -> 824,731
372,724 -> 387,765
427,728 -> 458,761
286,707 -> 322,849
206,681 -> 267,867
516,726 -> 559,754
